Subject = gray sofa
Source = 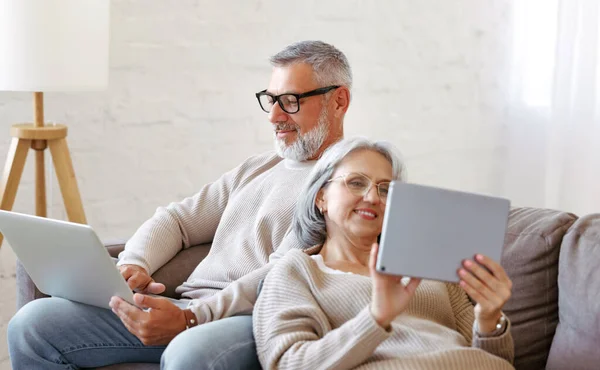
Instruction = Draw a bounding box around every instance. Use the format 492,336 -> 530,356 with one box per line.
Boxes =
15,207 -> 600,370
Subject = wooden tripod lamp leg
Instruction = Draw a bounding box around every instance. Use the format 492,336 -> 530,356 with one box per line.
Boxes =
48,138 -> 87,224
0,138 -> 31,247
33,92 -> 47,217
48,139 -> 87,224
34,148 -> 47,217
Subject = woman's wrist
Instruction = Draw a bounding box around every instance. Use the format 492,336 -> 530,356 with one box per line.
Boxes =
369,305 -> 392,330
476,312 -> 504,334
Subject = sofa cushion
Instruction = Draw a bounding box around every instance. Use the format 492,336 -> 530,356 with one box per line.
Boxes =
546,214 -> 600,370
501,207 -> 577,370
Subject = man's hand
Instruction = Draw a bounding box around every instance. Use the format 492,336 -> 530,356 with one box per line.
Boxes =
109,294 -> 187,346
119,264 -> 165,294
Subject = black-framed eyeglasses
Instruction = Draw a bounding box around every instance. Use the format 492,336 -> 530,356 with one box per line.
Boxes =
327,172 -> 391,204
255,85 -> 340,114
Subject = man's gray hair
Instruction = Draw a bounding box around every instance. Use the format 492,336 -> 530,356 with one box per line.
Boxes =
294,137 -> 406,248
270,40 -> 353,91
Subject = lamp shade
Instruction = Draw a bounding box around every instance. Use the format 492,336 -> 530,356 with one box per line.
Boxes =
0,0 -> 110,92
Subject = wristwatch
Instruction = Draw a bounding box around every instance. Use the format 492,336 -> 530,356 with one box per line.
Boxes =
183,309 -> 198,330
476,313 -> 507,337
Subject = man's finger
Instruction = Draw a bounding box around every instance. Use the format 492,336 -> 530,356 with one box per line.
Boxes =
117,313 -> 138,335
120,267 -> 135,280
111,296 -> 145,320
143,281 -> 166,294
134,293 -> 173,310
125,273 -> 144,290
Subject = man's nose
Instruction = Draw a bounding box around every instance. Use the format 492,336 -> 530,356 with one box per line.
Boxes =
268,101 -> 288,123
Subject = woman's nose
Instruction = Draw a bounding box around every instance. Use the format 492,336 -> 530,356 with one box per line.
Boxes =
363,184 -> 381,204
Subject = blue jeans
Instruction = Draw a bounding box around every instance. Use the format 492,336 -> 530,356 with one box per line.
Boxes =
7,297 -> 260,370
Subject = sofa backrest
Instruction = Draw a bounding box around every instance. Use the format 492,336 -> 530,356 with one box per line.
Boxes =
546,214 -> 600,370
501,207 -> 577,370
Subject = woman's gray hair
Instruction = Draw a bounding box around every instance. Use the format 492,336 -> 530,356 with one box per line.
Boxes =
294,137 -> 406,248
270,40 -> 353,92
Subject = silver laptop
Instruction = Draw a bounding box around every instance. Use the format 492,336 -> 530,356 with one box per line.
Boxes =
376,182 -> 510,283
0,210 -> 135,309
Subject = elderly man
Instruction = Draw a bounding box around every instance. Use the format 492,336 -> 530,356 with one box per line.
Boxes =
8,40 -> 352,369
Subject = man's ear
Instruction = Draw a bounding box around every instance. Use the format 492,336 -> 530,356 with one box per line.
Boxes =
332,87 -> 350,117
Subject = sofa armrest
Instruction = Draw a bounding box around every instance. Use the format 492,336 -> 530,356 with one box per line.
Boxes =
104,238 -> 129,258
16,239 -> 212,309
16,259 -> 49,309
108,243 -> 212,299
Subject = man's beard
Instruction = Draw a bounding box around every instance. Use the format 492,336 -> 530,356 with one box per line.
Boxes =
273,107 -> 329,161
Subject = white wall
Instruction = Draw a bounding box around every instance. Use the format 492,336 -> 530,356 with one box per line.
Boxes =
0,0 -> 514,241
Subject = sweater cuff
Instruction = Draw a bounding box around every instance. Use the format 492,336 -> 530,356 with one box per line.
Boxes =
187,299 -> 212,325
352,307 -> 393,345
472,319 -> 514,362
115,252 -> 152,275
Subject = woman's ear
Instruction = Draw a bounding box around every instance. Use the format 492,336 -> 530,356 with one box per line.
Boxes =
316,188 -> 326,211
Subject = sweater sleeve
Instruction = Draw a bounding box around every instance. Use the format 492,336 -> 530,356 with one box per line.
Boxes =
446,283 -> 514,364
117,152 -> 280,275
188,228 -> 305,324
254,252 -> 391,370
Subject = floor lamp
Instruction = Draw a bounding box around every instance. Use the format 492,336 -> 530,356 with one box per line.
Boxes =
0,0 -> 110,247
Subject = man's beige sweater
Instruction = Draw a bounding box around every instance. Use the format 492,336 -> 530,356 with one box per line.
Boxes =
116,151 -> 315,323
254,249 -> 515,370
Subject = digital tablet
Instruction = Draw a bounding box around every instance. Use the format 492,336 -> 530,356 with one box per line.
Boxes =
376,182 -> 510,283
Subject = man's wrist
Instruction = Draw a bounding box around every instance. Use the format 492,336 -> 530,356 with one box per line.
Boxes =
182,309 -> 198,330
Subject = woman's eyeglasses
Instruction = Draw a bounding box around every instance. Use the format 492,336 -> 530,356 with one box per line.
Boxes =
327,172 -> 391,204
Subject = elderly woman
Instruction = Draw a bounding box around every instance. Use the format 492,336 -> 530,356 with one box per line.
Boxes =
253,137 -> 514,370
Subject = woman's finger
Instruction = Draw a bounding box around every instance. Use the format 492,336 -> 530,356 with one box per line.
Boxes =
460,277 -> 508,314
459,279 -> 490,307
463,259 -> 513,304
462,260 -> 504,293
466,280 -> 510,313
458,268 -> 494,301
474,254 -> 510,282
460,279 -> 481,300
369,242 -> 379,272
405,278 -> 421,295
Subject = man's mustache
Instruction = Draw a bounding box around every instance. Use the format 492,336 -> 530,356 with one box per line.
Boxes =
273,123 -> 298,132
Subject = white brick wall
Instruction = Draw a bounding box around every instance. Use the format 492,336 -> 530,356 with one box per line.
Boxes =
0,0 -> 512,241
0,1 -> 515,368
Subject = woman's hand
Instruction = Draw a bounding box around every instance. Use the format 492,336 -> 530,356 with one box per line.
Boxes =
369,242 -> 421,329
109,294 -> 188,345
458,254 -> 512,333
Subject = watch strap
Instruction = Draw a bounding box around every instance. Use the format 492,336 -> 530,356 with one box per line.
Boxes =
183,309 -> 198,330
